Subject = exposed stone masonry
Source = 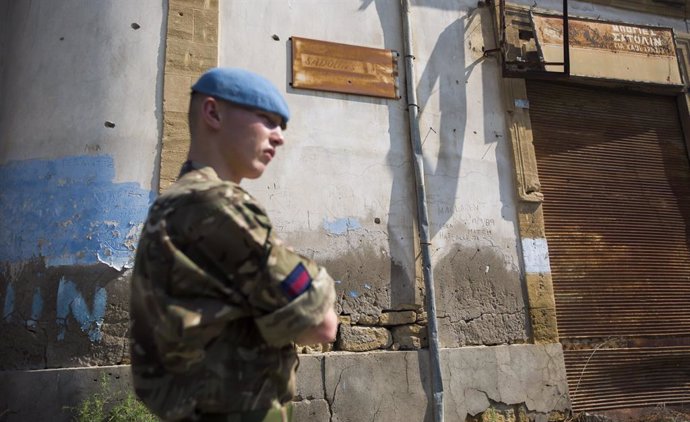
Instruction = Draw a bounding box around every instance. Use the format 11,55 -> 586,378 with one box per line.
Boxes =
298,308 -> 429,353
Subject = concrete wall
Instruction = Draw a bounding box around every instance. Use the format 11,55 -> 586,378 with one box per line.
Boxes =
0,345 -> 570,422
0,1 -> 166,369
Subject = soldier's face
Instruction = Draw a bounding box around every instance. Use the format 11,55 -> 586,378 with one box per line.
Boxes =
218,103 -> 285,183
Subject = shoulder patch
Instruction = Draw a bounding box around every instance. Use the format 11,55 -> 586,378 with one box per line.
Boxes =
280,263 -> 312,300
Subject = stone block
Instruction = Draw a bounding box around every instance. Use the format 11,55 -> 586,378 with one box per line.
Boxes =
165,39 -> 217,74
356,314 -> 379,325
337,315 -> 351,325
297,343 -> 333,354
172,0 -> 218,9
392,303 -> 423,311
193,9 -> 217,43
336,325 -> 391,352
378,310 -> 416,326
416,311 -> 428,325
323,351 -> 429,422
168,6 -> 194,40
163,110 -> 191,137
525,273 -> 556,309
163,74 -> 193,113
529,308 -> 559,344
295,355 -> 324,400
392,324 -> 428,350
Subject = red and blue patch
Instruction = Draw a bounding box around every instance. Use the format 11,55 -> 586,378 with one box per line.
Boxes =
280,263 -> 312,300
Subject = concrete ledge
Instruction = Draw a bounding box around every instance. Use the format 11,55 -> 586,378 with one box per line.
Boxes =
0,365 -> 133,422
0,344 -> 570,422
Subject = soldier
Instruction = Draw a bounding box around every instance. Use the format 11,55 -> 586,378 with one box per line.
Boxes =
130,68 -> 338,422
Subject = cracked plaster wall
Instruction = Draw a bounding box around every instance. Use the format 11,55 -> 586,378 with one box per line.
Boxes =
292,345 -> 570,422
223,1 -> 528,350
0,345 -> 570,421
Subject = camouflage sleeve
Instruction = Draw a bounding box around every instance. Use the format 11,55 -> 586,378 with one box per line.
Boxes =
178,185 -> 336,347
253,241 -> 336,347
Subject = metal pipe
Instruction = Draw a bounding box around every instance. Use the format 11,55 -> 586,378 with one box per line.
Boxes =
563,0 -> 570,75
400,1 -> 444,421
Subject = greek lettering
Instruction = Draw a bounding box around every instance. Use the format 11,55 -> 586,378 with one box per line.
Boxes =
608,23 -> 670,55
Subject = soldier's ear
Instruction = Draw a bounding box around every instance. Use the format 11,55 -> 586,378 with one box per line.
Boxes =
201,97 -> 222,130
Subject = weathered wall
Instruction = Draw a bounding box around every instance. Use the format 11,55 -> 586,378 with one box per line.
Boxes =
0,345 -> 570,422
0,1 -> 166,369
410,0 -> 526,347
220,0 -> 528,351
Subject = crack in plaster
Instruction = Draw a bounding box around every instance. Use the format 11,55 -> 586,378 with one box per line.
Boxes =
465,387 -> 492,416
404,352 -> 411,393
370,398 -> 383,422
321,358 -> 333,421
439,309 -> 524,324
328,364 -> 354,422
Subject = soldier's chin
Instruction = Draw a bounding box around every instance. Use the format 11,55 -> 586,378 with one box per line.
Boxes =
245,167 -> 266,180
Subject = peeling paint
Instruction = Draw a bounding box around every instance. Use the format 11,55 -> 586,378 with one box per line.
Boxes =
56,277 -> 107,342
0,155 -> 154,270
521,238 -> 552,274
322,217 -> 362,236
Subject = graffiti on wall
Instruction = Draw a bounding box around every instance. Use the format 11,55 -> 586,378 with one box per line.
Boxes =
0,154 -> 153,342
3,278 -> 107,342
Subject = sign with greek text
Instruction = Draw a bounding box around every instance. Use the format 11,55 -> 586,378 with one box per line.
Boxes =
532,13 -> 682,85
291,37 -> 399,99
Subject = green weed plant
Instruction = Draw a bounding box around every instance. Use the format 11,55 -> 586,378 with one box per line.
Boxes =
72,374 -> 157,422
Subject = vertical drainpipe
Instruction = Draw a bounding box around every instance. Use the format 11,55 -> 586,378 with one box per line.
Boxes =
400,1 -> 444,421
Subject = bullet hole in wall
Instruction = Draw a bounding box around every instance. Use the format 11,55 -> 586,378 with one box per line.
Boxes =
131,23 -> 141,30
104,121 -> 116,129
59,37 -> 64,41
272,34 -> 280,41
374,218 -> 381,224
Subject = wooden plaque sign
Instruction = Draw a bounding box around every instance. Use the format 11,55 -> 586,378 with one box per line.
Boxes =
291,36 -> 399,99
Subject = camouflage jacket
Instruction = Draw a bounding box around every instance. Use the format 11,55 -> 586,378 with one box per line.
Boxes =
130,162 -> 336,420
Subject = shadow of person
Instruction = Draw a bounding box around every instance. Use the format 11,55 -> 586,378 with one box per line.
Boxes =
364,0 -> 469,309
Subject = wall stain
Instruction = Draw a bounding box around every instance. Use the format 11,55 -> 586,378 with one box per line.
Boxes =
434,245 -> 528,347
318,246 -> 415,322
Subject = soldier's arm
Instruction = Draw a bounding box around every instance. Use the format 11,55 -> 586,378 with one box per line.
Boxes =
190,185 -> 337,347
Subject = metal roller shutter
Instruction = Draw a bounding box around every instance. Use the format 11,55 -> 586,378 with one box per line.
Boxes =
526,80 -> 690,413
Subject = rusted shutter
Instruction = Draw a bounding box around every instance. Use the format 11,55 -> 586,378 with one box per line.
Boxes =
526,80 -> 690,413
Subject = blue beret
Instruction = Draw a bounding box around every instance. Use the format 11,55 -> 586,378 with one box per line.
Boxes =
192,68 -> 290,129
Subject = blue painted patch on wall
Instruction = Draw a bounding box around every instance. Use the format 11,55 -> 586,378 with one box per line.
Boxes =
0,155 -> 154,269
323,217 -> 362,236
